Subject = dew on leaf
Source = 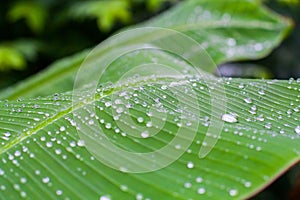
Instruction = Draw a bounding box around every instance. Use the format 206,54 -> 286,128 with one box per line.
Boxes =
137,117 -> 144,123
258,90 -> 265,95
197,187 -> 206,194
55,149 -> 62,155
136,193 -> 143,200
141,131 -> 149,138
295,126 -> 300,135
33,118 -> 40,122
146,121 -> 152,127
222,114 -> 238,123
256,146 -> 262,151
14,150 -> 21,157
113,116 -> 119,121
161,85 -> 168,90
254,43 -> 263,51
42,177 -> 50,183
77,139 -> 85,147
238,84 -> 245,89
114,99 -> 123,104
187,161 -> 194,169
184,182 -> 192,188
20,177 -> 27,184
60,126 -> 66,132
105,102 -> 112,107
105,123 -> 112,129
251,105 -> 257,111
227,38 -> 236,46
46,142 -> 53,148
116,107 -> 124,114
264,122 -> 272,129
13,184 -> 20,191
120,185 -> 128,192
256,115 -> 265,122
243,98 -> 252,104
0,185 -> 6,191
196,177 -> 203,183
229,189 -> 238,196
56,190 -> 63,195
244,181 -> 252,188
20,191 -> 27,198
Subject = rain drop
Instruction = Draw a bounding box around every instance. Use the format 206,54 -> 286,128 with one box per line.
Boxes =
136,193 -> 143,200
243,98 -> 252,104
56,190 -> 63,196
42,177 -> 50,183
146,121 -> 152,128
141,131 -> 149,138
137,117 -> 144,123
227,38 -> 236,46
197,187 -> 206,194
229,189 -> 238,196
105,102 -> 112,107
258,90 -> 265,95
105,123 -> 112,129
187,161 -> 194,169
60,126 -> 66,132
20,177 -> 27,184
264,122 -> 272,129
120,185 -> 128,191
196,177 -> 203,183
100,195 -> 111,200
244,181 -> 252,188
184,182 -> 192,188
295,126 -> 300,135
46,142 -> 53,148
77,140 -> 85,147
222,114 -> 238,123
161,85 -> 168,90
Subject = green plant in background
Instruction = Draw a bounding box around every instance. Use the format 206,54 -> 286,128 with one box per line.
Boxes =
8,1 -> 47,34
69,0 -> 132,32
0,0 -> 176,88
68,0 -> 178,31
0,0 -> 300,200
0,46 -> 26,71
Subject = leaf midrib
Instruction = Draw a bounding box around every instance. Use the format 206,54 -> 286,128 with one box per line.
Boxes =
0,77 -> 191,155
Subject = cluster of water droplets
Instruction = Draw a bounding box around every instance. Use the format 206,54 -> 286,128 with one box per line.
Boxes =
0,73 -> 299,199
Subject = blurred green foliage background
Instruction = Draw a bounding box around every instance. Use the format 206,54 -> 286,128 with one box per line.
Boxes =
0,0 -> 178,89
0,0 -> 299,199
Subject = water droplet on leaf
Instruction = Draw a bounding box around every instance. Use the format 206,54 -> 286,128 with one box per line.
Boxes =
222,114 -> 238,123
